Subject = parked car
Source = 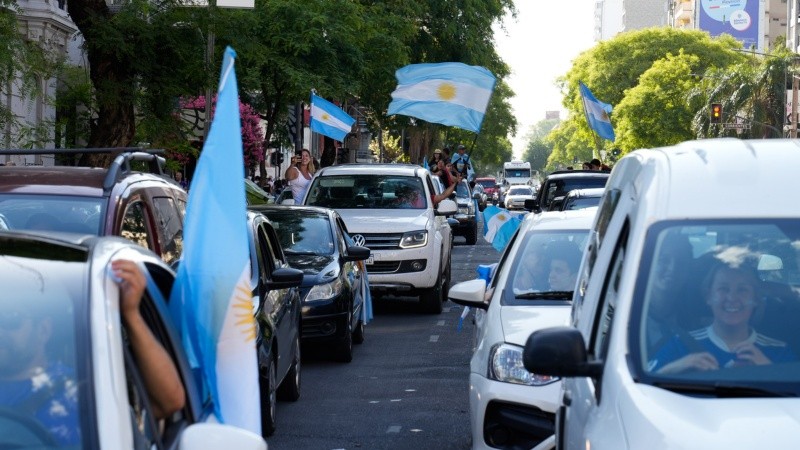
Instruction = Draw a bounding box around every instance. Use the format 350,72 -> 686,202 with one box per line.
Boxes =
524,138 -> 800,450
0,149 -> 186,265
250,205 -> 371,362
245,211 -> 304,437
452,179 -> 479,244
530,170 -> 609,213
558,187 -> 605,211
304,164 -> 456,314
504,185 -> 535,210
0,230 -> 265,450
448,209 -> 595,450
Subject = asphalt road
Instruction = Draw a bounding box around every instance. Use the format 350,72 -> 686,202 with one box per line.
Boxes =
266,216 -> 503,450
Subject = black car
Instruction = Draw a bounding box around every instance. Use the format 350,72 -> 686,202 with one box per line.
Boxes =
530,170 -> 610,213
559,187 -> 605,211
246,211 -> 304,437
251,205 -> 371,363
450,179 -> 478,245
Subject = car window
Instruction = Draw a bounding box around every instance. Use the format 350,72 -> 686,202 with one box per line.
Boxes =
505,230 -> 589,304
152,197 -> 183,265
544,177 -> 608,208
563,196 -> 601,211
267,212 -> 334,256
456,181 -> 471,198
121,202 -> 154,251
306,174 -> 427,209
0,194 -> 103,234
590,224 -> 627,362
508,186 -> 533,196
634,220 -> 800,392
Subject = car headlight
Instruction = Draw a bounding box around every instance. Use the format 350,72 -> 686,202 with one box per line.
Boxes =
399,230 -> 428,249
489,343 -> 559,386
458,206 -> 470,214
305,277 -> 343,302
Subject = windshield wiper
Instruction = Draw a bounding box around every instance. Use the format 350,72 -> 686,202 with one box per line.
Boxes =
652,381 -> 795,398
514,290 -> 573,300
284,250 -> 319,256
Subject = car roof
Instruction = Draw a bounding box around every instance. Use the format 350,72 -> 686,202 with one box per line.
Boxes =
315,163 -> 424,177
0,166 -> 109,196
543,170 -> 610,180
618,138 -> 800,219
566,187 -> 605,198
520,208 -> 597,233
250,204 -> 333,217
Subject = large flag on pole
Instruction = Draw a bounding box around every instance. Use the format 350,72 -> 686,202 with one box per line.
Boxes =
387,62 -> 496,133
310,93 -> 356,142
579,81 -> 615,141
169,46 -> 261,435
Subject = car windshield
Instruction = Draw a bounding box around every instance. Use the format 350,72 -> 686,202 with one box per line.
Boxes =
476,179 -> 495,189
508,187 -> 532,196
0,238 -> 89,447
0,194 -> 104,234
634,220 -> 800,395
305,174 -> 427,210
265,211 -> 334,256
456,182 -> 470,198
504,229 -> 589,305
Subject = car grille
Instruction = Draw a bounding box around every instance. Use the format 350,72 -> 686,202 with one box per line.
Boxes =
360,233 -> 404,250
366,261 -> 401,273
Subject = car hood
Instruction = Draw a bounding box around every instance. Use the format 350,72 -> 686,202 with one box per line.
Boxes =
285,254 -> 337,280
499,305 -> 570,346
337,209 -> 430,233
619,383 -> 800,449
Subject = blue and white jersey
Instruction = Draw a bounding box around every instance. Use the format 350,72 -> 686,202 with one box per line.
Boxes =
649,326 -> 796,372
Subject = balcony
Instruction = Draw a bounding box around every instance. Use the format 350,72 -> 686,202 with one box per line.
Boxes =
674,0 -> 693,26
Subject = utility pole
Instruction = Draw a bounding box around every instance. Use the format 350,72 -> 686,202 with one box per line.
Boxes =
792,75 -> 798,139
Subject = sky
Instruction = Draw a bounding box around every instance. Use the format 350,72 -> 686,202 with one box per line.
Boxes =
493,0 -> 597,158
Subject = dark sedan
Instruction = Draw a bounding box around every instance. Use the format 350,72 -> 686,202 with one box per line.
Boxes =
251,205 -> 371,363
246,211 -> 304,437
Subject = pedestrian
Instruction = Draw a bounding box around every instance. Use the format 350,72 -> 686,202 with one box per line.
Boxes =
284,148 -> 315,204
174,171 -> 188,190
590,158 -> 602,171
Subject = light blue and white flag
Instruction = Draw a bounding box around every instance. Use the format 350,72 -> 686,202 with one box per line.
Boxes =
483,205 -> 522,252
169,46 -> 260,435
310,93 -> 355,142
387,62 -> 496,133
579,81 -> 615,141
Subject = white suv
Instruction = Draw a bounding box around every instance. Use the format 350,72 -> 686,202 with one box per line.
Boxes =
303,164 -> 457,313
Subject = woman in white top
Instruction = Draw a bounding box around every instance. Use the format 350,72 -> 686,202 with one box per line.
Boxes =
284,148 -> 315,204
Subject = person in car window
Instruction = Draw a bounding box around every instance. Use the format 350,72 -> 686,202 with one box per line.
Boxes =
0,260 -> 185,446
513,244 -> 550,294
650,262 -> 796,374
547,241 -> 582,291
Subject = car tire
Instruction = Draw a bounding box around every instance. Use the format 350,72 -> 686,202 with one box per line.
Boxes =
259,355 -> 277,437
465,222 -> 477,245
442,255 -> 452,302
353,317 -> 365,344
420,274 -> 444,314
335,314 -> 354,362
276,334 -> 301,402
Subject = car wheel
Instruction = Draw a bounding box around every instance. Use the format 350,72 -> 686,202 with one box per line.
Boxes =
276,334 -> 301,401
335,314 -> 354,362
353,318 -> 365,344
259,355 -> 277,437
420,274 -> 444,314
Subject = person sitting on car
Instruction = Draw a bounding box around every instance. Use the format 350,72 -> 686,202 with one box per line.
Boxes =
650,262 -> 796,374
0,260 -> 185,446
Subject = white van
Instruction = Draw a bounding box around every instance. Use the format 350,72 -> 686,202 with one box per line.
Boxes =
523,138 -> 800,449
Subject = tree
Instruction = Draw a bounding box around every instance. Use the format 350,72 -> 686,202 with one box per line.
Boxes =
522,118 -> 559,173
548,27 -> 744,163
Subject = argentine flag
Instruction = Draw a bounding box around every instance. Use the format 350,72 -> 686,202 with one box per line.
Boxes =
310,93 -> 355,142
169,47 -> 261,434
483,205 -> 523,252
579,82 -> 615,141
387,62 -> 496,133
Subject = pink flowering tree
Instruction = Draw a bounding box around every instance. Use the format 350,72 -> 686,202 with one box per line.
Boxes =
179,95 -> 264,171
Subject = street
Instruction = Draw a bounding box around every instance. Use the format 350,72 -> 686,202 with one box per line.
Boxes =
267,228 -> 502,449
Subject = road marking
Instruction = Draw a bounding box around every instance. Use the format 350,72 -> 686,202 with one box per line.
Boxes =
387,425 -> 401,433
410,429 -> 423,433
369,400 -> 380,404
437,320 -> 445,326
405,389 -> 416,392
430,335 -> 439,342
443,307 -> 451,313
390,399 -> 401,402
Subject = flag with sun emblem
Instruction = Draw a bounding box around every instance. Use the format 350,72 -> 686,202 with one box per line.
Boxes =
169,46 -> 260,434
579,81 -> 615,141
387,62 -> 496,133
310,93 -> 356,142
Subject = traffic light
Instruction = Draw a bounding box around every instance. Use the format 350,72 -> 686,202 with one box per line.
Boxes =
710,103 -> 722,123
276,153 -> 284,165
269,152 -> 277,166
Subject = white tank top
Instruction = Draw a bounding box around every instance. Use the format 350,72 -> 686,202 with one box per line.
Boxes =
288,166 -> 312,203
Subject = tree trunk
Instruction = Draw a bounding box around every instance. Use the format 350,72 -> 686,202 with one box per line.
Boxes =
67,0 -> 136,168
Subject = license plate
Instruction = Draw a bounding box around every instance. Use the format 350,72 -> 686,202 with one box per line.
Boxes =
366,255 -> 374,265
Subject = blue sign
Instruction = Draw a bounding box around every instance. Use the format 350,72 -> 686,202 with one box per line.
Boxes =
697,0 -> 761,50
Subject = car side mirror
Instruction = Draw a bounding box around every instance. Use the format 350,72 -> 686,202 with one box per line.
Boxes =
524,198 -> 539,212
267,267 -> 303,289
435,199 -> 458,216
523,326 -> 603,378
343,245 -> 370,262
447,279 -> 489,310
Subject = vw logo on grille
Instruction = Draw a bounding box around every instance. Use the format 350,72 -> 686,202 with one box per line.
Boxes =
352,234 -> 366,247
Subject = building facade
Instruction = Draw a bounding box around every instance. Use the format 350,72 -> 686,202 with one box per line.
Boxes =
594,0 -> 669,41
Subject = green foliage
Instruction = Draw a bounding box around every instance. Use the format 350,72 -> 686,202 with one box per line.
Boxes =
522,118 -> 559,173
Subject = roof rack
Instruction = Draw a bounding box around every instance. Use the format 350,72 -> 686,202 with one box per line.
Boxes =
0,148 -> 167,194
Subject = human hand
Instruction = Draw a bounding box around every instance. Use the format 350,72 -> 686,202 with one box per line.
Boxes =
111,259 -> 146,319
658,352 -> 719,374
732,342 -> 771,365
